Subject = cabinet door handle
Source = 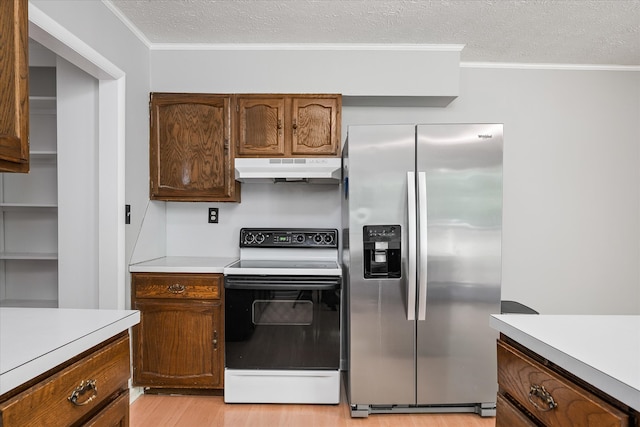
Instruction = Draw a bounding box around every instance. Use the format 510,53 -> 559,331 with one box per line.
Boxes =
292,119 -> 298,133
167,283 -> 186,294
213,331 -> 218,350
528,384 -> 558,412
277,119 -> 282,130
68,379 -> 98,406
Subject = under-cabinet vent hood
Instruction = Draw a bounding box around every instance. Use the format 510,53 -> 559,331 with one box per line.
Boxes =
234,158 -> 342,184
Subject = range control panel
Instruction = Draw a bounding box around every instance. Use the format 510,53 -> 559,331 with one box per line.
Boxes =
240,228 -> 338,248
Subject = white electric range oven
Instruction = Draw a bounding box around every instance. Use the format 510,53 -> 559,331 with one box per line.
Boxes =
223,228 -> 342,404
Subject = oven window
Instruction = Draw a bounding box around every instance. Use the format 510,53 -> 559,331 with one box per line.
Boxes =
225,287 -> 340,370
253,297 -> 313,326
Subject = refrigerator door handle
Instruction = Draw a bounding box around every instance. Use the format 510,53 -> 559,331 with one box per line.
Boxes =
406,171 -> 417,321
417,171 -> 428,321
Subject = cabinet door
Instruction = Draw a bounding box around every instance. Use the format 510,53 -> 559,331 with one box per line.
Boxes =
132,299 -> 223,389
236,96 -> 286,157
0,0 -> 29,173
150,93 -> 239,202
290,96 -> 341,156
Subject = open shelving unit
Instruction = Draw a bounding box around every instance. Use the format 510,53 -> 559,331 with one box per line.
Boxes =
0,66 -> 58,308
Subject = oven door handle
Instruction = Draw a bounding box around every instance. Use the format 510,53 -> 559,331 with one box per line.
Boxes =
224,277 -> 341,291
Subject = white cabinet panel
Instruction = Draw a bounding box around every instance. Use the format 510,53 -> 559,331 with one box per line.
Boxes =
29,110 -> 57,152
2,161 -> 57,205
2,210 -> 57,254
3,260 -> 57,305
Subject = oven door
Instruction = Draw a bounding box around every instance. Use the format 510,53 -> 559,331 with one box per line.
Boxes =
224,275 -> 341,370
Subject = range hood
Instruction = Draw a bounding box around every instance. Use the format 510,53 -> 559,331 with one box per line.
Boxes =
234,158 -> 342,184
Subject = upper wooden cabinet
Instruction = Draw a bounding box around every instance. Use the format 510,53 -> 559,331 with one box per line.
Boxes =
236,96 -> 285,157
236,94 -> 341,157
0,0 -> 29,173
150,93 -> 240,202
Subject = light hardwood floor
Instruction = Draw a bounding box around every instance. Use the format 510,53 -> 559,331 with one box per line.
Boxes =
130,394 -> 497,427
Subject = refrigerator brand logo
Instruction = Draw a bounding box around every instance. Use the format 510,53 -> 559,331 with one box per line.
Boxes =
478,134 -> 493,139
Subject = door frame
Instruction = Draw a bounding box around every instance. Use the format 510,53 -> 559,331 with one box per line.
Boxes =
28,4 -> 126,309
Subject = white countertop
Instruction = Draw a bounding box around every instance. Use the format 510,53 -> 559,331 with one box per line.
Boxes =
490,314 -> 640,411
129,256 -> 238,273
0,308 -> 140,396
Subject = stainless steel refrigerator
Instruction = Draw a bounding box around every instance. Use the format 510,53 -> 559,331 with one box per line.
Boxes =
341,124 -> 503,418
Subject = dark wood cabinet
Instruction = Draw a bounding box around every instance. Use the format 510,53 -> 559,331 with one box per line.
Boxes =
149,93 -> 341,201
149,93 -> 240,202
236,94 -> 341,157
236,96 -> 285,157
131,273 -> 224,391
84,390 -> 130,427
0,0 -> 30,173
497,337 -> 638,427
0,333 -> 131,426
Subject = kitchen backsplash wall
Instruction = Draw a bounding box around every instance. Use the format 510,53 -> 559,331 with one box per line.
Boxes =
165,183 -> 341,257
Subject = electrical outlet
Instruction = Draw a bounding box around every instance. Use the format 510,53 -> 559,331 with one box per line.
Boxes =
208,207 -> 219,223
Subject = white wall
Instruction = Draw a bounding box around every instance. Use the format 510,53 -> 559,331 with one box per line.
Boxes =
155,60 -> 640,315
165,184 -> 341,258
342,67 -> 640,315
56,56 -> 99,308
150,47 -> 460,100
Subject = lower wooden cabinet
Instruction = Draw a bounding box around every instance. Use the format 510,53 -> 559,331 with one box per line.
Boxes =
131,273 -> 224,391
84,389 -> 129,427
496,393 -> 537,427
497,337 -> 639,427
0,333 -> 131,427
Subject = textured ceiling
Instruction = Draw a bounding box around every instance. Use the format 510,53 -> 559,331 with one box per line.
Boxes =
106,0 -> 640,66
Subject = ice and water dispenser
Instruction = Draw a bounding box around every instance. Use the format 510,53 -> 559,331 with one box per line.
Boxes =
363,225 -> 401,278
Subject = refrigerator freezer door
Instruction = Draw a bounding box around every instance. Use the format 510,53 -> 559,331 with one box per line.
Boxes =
415,124 -> 503,406
345,124 -> 416,406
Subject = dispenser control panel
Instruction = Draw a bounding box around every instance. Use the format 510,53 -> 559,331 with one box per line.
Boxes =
363,225 -> 401,279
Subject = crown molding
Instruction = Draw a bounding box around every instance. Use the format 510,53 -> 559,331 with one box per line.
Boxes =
102,0 -> 152,49
148,43 -> 465,52
461,61 -> 640,71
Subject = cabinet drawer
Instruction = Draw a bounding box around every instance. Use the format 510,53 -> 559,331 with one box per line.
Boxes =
84,389 -> 129,427
497,340 -> 629,427
496,393 -> 537,427
0,335 -> 130,427
133,273 -> 221,300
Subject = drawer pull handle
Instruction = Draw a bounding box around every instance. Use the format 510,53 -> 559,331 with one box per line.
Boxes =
68,379 -> 98,406
168,283 -> 186,294
528,384 -> 558,412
